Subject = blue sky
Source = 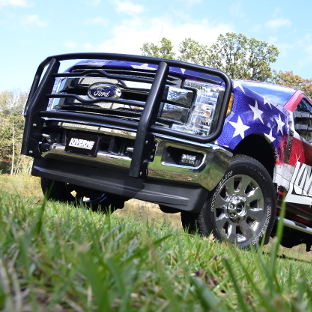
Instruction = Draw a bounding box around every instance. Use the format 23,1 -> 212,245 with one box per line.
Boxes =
1,0 -> 312,92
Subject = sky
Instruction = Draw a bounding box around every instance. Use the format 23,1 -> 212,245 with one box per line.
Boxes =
1,0 -> 312,92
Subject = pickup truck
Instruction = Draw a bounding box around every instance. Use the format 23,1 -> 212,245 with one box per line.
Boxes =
22,53 -> 312,250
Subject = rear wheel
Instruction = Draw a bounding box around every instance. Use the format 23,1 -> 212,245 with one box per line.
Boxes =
41,177 -> 125,213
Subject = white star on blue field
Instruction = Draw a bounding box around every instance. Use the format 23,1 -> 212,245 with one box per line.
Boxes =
216,82 -> 288,149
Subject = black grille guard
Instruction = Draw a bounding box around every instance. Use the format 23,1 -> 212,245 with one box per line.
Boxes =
21,53 -> 232,178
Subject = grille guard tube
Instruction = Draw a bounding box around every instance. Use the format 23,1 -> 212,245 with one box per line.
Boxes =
129,61 -> 168,178
22,53 -> 232,179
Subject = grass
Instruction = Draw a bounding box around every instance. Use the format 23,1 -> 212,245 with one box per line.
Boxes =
1,174 -> 312,311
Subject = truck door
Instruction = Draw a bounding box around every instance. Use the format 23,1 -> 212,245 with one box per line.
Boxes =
285,97 -> 312,221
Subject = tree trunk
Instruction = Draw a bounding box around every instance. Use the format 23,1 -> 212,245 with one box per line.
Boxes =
10,122 -> 14,176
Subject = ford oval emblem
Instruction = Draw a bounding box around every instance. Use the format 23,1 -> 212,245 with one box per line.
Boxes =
88,84 -> 122,99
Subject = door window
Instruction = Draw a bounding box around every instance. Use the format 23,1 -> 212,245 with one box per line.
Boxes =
295,98 -> 312,141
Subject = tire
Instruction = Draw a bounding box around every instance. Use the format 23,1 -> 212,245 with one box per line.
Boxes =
181,211 -> 203,234
181,155 -> 276,249
41,177 -> 125,213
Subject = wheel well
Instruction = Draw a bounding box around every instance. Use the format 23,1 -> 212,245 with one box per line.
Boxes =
233,134 -> 275,178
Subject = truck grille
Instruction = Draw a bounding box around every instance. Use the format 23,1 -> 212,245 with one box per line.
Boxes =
49,67 -> 184,127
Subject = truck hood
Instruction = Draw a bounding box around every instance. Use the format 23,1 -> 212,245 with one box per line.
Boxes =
68,59 -> 225,86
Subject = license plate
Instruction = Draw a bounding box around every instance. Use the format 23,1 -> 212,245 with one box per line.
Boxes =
65,131 -> 100,157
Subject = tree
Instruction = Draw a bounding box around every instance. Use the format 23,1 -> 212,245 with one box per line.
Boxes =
141,37 -> 176,59
178,38 -> 210,66
141,33 -> 279,81
271,70 -> 312,98
0,90 -> 31,175
206,33 -> 279,80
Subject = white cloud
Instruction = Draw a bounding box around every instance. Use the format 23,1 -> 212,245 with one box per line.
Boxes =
84,42 -> 94,51
265,18 -> 292,30
80,15 -> 233,56
0,0 -> 31,7
64,42 -> 78,49
113,0 -> 144,15
21,14 -> 47,27
85,16 -> 108,27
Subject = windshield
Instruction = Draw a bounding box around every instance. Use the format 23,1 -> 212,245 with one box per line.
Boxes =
238,81 -> 296,106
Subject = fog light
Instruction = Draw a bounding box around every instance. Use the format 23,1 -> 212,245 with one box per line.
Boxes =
181,154 -> 197,165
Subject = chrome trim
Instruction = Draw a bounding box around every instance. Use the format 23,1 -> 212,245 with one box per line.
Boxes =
278,217 -> 312,235
41,135 -> 232,192
57,121 -> 136,138
153,132 -> 218,149
42,143 -> 132,167
75,77 -> 121,88
148,137 -> 231,191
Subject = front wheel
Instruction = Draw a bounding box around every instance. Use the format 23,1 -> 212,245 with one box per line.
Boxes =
41,177 -> 125,213
194,155 -> 276,249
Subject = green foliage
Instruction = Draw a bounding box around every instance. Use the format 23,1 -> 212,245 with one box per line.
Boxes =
0,180 -> 312,311
141,37 -> 176,59
207,33 -> 279,80
141,32 -> 279,80
271,70 -> 312,98
0,90 -> 31,175
178,38 -> 210,66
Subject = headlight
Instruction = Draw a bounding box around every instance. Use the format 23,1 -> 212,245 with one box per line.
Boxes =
171,80 -> 224,136
165,86 -> 193,106
159,86 -> 193,124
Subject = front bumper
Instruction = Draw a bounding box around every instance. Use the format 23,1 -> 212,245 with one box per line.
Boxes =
34,132 -> 231,212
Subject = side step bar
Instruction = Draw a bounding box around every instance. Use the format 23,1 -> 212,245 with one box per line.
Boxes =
278,217 -> 312,235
